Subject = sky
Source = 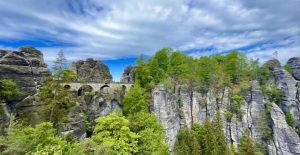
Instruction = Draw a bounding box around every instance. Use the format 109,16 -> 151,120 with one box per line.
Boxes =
0,0 -> 300,81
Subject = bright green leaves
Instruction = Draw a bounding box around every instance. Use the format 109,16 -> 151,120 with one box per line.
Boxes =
122,84 -> 148,116
129,112 -> 169,155
0,122 -> 72,155
92,113 -> 139,154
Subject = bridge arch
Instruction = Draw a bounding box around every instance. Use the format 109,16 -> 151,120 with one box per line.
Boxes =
64,84 -> 71,90
78,85 -> 93,96
100,84 -> 111,94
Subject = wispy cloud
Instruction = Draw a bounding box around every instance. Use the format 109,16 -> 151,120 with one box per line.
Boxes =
0,0 -> 299,64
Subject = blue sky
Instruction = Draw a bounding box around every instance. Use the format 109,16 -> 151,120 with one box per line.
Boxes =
0,0 -> 300,81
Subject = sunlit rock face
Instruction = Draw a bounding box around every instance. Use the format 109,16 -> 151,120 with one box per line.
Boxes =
152,78 -> 300,154
70,58 -> 112,83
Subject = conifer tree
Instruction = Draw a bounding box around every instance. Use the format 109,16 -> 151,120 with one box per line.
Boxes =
213,111 -> 228,155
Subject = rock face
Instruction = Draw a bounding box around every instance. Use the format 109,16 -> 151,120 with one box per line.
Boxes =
120,66 -> 135,83
271,64 -> 300,128
70,58 -> 112,83
152,79 -> 300,154
287,57 -> 300,81
151,86 -> 180,152
268,103 -> 300,155
0,46 -> 51,97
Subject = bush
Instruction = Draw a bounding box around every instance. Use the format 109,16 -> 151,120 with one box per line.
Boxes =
284,64 -> 292,74
262,85 -> 283,105
225,112 -> 233,122
286,111 -> 296,128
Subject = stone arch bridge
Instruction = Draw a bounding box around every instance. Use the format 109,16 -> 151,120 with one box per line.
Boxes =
62,82 -> 133,96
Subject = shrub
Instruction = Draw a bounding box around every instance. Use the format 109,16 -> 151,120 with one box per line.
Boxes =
286,111 -> 296,128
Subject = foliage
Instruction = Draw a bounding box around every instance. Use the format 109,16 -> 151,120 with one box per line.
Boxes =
0,79 -> 21,102
238,130 -> 265,155
174,128 -> 200,155
129,112 -> 169,155
92,113 -> 139,154
230,94 -> 245,121
262,85 -> 283,105
258,111 -> 272,141
212,112 -> 227,155
284,64 -> 292,74
286,111 -> 296,128
38,51 -> 77,126
82,113 -> 92,137
39,78 -> 76,125
0,122 -> 73,155
122,84 -> 148,116
225,111 -> 234,122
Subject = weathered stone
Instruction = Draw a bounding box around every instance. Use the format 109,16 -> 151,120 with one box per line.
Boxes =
151,86 -> 180,152
268,103 -> 300,155
70,58 -> 112,83
287,57 -> 300,80
272,67 -> 300,128
0,46 -> 51,97
120,66 -> 135,83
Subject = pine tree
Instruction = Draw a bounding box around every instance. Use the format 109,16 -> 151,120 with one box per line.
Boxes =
203,118 -> 215,155
213,111 -> 228,155
238,130 -> 264,155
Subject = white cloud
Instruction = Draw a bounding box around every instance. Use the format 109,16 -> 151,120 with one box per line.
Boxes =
0,0 -> 299,63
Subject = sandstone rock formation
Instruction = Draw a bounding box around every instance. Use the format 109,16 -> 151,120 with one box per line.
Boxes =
0,46 -> 51,97
120,66 -> 135,83
70,58 -> 112,83
287,57 -> 300,81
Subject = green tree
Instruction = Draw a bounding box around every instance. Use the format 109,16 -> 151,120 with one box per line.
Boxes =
0,122 -> 72,155
39,51 -> 77,125
174,128 -> 200,155
212,111 -> 227,155
238,130 -> 264,155
191,123 -> 205,154
135,55 -> 153,90
203,118 -> 215,155
167,51 -> 188,91
122,84 -> 148,116
92,113 -> 139,154
129,112 -> 169,155
230,94 -> 245,121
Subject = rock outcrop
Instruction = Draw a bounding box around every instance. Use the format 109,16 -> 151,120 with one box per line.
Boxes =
151,86 -> 180,152
271,63 -> 300,128
151,79 -> 300,154
287,57 -> 300,81
70,58 -> 112,83
268,103 -> 300,155
0,46 -> 51,97
120,66 -> 135,83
